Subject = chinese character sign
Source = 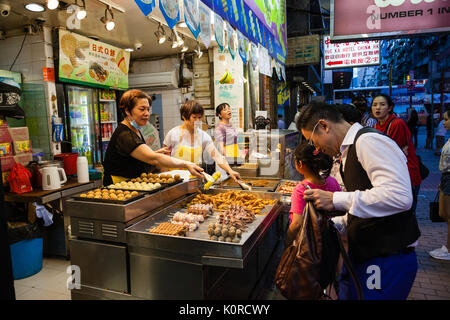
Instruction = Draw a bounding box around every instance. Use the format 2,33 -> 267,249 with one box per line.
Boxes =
58,30 -> 130,89
323,35 -> 380,69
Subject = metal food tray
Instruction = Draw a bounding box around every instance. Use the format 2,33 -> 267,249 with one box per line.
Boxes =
126,189 -> 282,266
219,177 -> 281,192
72,191 -> 146,205
274,179 -> 301,206
274,179 -> 300,195
105,184 -> 165,194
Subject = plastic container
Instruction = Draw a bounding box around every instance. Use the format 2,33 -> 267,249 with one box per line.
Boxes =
9,238 -> 43,280
54,152 -> 78,175
77,156 -> 89,183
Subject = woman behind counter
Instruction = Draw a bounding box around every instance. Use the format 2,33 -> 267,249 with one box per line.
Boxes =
102,89 -> 204,185
163,100 -> 241,182
215,103 -> 240,161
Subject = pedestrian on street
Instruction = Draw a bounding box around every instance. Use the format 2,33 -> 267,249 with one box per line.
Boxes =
425,104 -> 433,149
371,93 -> 422,214
407,108 -> 419,148
435,117 -> 447,156
429,110 -> 450,261
297,102 -> 421,300
352,96 -> 377,127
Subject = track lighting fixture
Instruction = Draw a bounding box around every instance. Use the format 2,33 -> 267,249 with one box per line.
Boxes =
75,0 -> 86,20
154,23 -> 166,44
100,6 -> 115,31
194,43 -> 203,58
47,0 -> 59,10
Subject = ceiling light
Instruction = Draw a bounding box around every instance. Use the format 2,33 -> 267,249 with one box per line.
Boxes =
178,22 -> 187,28
194,43 -> 203,58
47,0 -> 59,10
154,23 -> 166,44
125,48 -> 134,52
25,3 -> 45,12
76,0 -> 86,20
100,6 -> 115,31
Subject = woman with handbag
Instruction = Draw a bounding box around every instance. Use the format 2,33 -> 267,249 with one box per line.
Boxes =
371,94 -> 422,214
429,110 -> 450,261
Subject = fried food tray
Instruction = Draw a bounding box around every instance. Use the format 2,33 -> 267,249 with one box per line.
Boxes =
126,190 -> 282,261
72,190 -> 145,205
220,177 -> 281,192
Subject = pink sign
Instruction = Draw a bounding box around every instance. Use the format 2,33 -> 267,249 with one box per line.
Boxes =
332,0 -> 450,40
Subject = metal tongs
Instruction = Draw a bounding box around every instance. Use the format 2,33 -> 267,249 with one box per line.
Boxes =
202,172 -> 214,183
237,179 -> 252,191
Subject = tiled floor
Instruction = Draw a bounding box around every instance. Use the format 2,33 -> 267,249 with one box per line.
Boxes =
14,256 -> 71,300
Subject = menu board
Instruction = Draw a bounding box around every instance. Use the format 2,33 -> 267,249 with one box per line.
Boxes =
58,29 -> 130,89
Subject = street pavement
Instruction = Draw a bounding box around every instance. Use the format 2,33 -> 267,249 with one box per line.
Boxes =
407,126 -> 450,300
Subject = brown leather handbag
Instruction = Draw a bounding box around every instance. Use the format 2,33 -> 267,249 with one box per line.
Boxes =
275,201 -> 363,300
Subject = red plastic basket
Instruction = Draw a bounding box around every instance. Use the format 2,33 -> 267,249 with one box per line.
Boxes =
54,152 -> 78,175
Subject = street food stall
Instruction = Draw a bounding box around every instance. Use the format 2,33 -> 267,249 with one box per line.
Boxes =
65,173 -> 286,300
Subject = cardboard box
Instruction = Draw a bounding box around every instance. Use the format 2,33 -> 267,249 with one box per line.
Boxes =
8,127 -> 29,141
0,155 -> 15,172
0,127 -> 13,144
2,171 -> 10,186
12,139 -> 32,155
0,142 -> 12,156
14,153 -> 33,167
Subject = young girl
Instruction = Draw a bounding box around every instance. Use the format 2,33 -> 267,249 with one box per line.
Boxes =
285,142 -> 342,247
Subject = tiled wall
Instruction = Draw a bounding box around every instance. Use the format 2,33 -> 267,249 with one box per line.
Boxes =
0,32 -> 51,156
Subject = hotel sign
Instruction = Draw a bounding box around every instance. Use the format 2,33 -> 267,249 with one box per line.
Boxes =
331,0 -> 450,41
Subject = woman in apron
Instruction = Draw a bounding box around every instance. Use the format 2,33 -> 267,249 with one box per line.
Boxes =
102,89 -> 203,186
163,100 -> 241,182
215,103 -> 240,160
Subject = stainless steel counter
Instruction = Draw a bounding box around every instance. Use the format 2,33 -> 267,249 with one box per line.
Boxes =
125,189 -> 284,299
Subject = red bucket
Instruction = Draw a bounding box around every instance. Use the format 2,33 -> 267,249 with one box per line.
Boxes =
54,153 -> 78,175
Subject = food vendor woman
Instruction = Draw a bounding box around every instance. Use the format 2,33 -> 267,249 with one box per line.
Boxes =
163,100 -> 241,182
214,103 -> 240,160
102,89 -> 204,185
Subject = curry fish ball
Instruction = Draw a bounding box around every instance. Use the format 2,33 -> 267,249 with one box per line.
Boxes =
124,191 -> 130,195
80,194 -> 87,198
174,174 -> 181,181
125,194 -> 132,199
109,194 -> 118,200
141,173 -> 147,178
131,191 -> 138,197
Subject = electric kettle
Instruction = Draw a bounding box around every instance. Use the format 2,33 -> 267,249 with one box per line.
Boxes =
41,166 -> 67,190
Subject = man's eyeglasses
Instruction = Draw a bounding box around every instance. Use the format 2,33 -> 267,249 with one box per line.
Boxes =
308,121 -> 320,147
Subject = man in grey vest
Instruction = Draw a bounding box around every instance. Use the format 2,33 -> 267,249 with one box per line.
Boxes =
296,102 -> 421,300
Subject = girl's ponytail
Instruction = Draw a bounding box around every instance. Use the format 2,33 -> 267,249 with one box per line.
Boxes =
294,142 -> 332,178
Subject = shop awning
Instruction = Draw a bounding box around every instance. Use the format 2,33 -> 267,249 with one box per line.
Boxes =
134,0 -> 287,67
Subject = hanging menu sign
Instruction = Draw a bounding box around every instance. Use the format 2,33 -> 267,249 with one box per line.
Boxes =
58,29 -> 130,89
323,35 -> 380,70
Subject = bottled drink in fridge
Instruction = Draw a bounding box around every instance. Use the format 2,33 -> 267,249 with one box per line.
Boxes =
71,128 -> 78,148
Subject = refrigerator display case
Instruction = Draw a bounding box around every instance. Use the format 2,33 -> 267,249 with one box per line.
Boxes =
59,85 -> 120,167
98,89 -> 118,161
66,85 -> 98,166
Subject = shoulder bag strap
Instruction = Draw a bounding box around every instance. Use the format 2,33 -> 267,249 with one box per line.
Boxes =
330,221 -> 364,300
383,117 -> 397,136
